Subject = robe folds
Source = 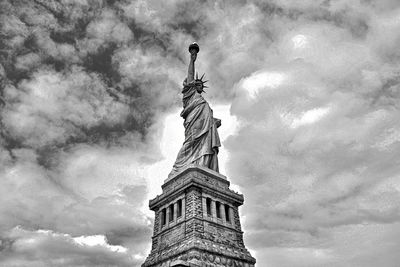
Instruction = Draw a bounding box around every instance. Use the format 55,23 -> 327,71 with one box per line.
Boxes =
169,80 -> 221,177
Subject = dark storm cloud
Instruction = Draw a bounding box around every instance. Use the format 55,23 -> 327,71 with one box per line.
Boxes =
0,0 -> 183,265
0,0 -> 186,148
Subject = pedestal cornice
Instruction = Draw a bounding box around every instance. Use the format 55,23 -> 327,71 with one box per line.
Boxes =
149,165 -> 244,210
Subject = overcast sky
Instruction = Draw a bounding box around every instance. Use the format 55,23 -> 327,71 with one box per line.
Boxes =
1,0 -> 400,266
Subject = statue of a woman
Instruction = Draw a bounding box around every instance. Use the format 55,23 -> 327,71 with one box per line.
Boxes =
169,43 -> 221,177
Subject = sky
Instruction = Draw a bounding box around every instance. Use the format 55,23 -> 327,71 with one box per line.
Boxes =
1,0 -> 400,266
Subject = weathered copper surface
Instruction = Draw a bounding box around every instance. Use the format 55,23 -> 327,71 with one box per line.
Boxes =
169,43 -> 221,177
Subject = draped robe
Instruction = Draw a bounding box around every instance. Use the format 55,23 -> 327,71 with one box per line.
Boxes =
169,80 -> 221,177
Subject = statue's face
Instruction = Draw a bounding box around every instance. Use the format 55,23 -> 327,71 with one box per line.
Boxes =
196,84 -> 203,93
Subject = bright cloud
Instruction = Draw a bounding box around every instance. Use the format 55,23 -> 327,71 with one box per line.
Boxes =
0,227 -> 135,266
73,235 -> 128,253
241,71 -> 287,98
292,34 -> 309,49
290,107 -> 331,128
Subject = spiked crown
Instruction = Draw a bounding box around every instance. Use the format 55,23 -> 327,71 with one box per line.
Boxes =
194,72 -> 208,93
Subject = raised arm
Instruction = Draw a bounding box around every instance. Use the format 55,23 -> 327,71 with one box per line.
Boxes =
187,50 -> 197,83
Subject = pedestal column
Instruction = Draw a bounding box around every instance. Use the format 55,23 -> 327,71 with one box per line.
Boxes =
166,207 -> 171,227
202,197 -> 207,218
174,202 -> 178,221
221,203 -> 226,223
182,197 -> 186,219
211,200 -> 216,220
229,206 -> 234,226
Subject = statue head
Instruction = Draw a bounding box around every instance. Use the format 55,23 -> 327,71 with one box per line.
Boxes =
194,73 -> 208,94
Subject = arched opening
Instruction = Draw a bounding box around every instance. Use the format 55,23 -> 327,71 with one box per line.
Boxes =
161,208 -> 166,226
225,204 -> 230,222
169,204 -> 174,222
177,199 -> 182,218
206,198 -> 212,216
216,201 -> 221,218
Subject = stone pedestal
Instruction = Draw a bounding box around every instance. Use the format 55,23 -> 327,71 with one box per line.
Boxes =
142,165 -> 256,267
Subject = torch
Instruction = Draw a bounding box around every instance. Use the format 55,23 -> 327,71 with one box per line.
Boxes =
188,42 -> 200,55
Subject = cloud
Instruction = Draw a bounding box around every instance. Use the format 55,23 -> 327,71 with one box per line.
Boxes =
86,8 -> 133,46
289,106 -> 330,128
2,67 -> 130,148
1,0 -> 400,266
241,71 -> 287,99
56,144 -> 149,199
0,226 -> 139,267
252,222 -> 400,267
223,1 -> 400,266
0,148 -> 151,265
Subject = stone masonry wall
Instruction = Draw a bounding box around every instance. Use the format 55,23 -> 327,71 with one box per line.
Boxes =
233,207 -> 245,247
151,209 -> 160,252
142,167 -> 256,267
185,187 -> 204,238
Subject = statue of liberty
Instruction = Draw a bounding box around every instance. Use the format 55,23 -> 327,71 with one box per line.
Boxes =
169,43 -> 221,177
